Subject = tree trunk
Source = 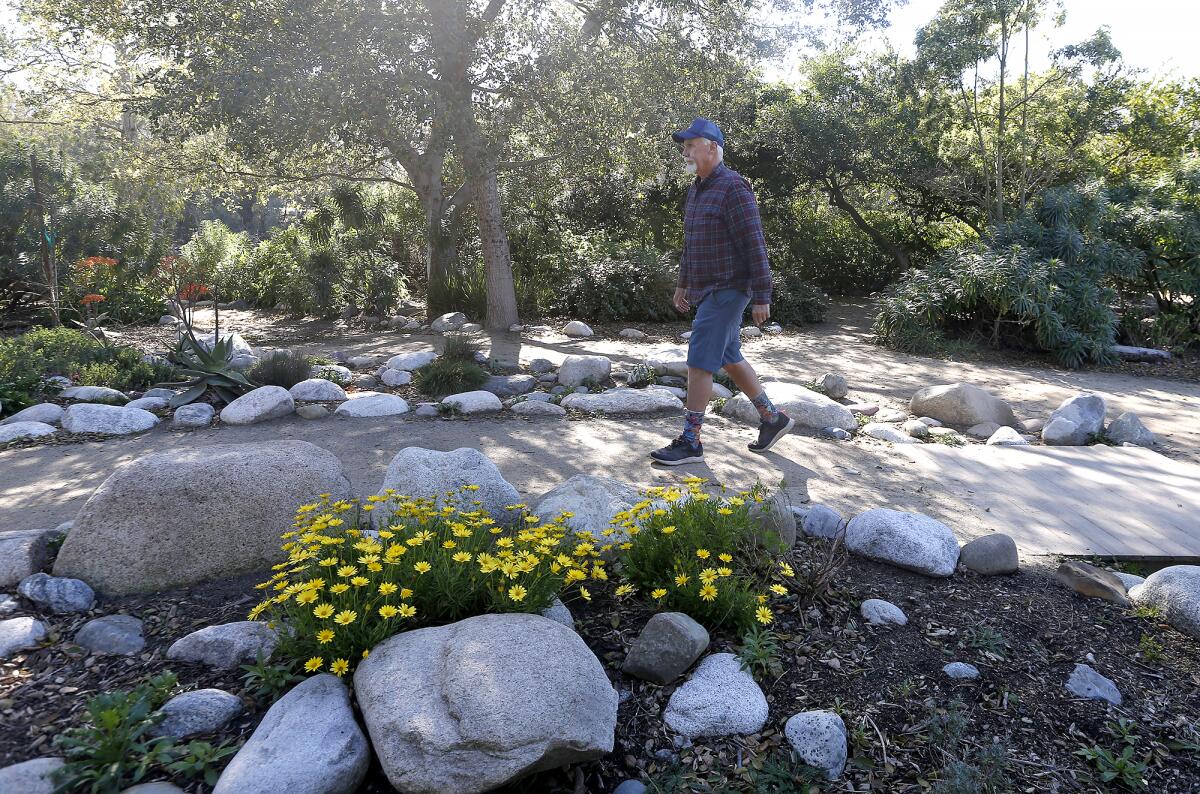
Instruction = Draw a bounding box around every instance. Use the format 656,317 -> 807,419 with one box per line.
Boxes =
474,170 -> 519,329
425,0 -> 519,331
825,179 -> 911,272
29,153 -> 60,327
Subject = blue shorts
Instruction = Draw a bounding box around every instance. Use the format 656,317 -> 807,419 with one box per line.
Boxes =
687,288 -> 750,374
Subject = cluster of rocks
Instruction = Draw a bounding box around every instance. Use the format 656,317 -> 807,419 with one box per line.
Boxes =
5,436 -> 1200,791
798,380 -> 1157,451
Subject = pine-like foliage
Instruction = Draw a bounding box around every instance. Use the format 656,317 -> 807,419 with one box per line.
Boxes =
875,182 -> 1142,368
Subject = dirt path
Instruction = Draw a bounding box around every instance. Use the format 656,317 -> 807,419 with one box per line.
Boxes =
3,300 -> 1197,557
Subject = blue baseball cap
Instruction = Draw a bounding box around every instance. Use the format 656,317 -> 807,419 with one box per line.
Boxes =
672,117 -> 724,147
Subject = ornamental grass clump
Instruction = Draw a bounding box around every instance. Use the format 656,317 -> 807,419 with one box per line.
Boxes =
615,477 -> 790,632
250,486 -> 603,678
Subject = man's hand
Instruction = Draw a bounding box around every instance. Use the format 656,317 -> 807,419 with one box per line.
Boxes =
751,303 -> 770,325
673,288 -> 690,313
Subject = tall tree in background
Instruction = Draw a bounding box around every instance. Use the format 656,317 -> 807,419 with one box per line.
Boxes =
18,0 -> 895,328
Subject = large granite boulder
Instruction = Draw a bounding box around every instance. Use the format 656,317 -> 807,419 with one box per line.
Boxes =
0,527 -> 66,588
0,421 -> 57,443
220,386 -> 295,425
844,508 -> 959,577
0,403 -> 63,426
1129,565 -> 1200,638
60,385 -> 128,404
558,355 -> 612,388
376,447 -> 519,525
909,383 -> 1017,429
1042,393 -> 1106,446
333,391 -> 410,417
561,387 -> 681,415
532,474 -> 640,542
721,382 -> 855,432
355,614 -> 617,794
441,390 -> 503,414
52,441 -> 352,595
213,675 -> 369,794
289,379 -> 349,402
663,653 -> 768,738
62,404 -> 158,435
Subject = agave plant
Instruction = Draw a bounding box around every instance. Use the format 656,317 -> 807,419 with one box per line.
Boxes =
159,333 -> 255,408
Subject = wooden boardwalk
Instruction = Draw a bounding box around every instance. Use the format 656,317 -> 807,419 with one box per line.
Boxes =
894,444 -> 1200,560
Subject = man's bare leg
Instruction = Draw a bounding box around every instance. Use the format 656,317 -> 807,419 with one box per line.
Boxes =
686,367 -> 714,412
721,359 -> 763,401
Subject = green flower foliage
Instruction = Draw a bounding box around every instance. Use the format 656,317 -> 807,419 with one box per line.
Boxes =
875,182 -> 1142,368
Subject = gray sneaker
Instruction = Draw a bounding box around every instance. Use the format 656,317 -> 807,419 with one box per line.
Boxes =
748,412 -> 794,453
650,436 -> 704,465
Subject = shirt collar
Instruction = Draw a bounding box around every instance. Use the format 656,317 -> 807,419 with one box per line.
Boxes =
695,162 -> 727,189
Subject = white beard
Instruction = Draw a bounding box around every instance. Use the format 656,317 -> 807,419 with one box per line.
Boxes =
684,161 -> 698,176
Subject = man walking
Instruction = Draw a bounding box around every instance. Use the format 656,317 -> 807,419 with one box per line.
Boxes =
650,117 -> 794,466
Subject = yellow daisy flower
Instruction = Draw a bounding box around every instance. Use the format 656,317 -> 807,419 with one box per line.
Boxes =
316,629 -> 335,644
331,658 -> 349,676
304,657 -> 323,672
334,610 -> 357,625
313,603 -> 335,619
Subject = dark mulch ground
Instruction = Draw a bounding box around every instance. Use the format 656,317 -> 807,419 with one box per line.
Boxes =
4,540 -> 1200,793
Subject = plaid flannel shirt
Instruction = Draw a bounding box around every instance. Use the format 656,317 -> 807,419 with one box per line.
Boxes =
678,163 -> 772,306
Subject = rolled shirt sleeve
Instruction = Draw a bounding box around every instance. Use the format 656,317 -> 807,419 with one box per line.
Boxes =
725,179 -> 773,305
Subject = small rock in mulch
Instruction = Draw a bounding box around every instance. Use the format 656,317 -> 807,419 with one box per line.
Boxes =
1066,663 -> 1122,705
1055,560 -> 1129,605
622,612 -> 710,685
17,573 -> 95,614
166,621 -> 278,670
959,534 -> 1019,576
151,688 -> 245,739
0,616 -> 47,658
943,662 -> 980,680
860,598 -> 908,626
663,653 -> 768,738
784,710 -> 848,780
0,756 -> 63,794
74,614 -> 145,655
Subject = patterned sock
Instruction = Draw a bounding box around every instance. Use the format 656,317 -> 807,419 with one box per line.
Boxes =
681,409 -> 705,445
750,390 -> 779,423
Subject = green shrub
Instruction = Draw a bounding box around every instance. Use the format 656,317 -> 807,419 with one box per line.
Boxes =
414,358 -> 488,399
250,488 -> 602,678
549,246 -> 677,323
626,362 -> 657,388
769,267 -> 830,325
53,672 -> 180,793
0,328 -> 173,415
875,183 -> 1142,368
250,351 -> 315,389
616,479 -> 788,632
